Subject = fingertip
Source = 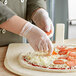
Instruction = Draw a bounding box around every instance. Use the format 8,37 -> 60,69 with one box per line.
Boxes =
43,42 -> 48,52
45,25 -> 51,32
48,40 -> 54,54
34,47 -> 39,51
38,39 -> 44,52
39,48 -> 44,52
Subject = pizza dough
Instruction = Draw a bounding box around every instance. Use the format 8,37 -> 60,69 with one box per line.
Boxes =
18,45 -> 76,72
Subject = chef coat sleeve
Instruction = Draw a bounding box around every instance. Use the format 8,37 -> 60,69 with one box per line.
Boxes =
0,1 -> 16,24
26,0 -> 47,21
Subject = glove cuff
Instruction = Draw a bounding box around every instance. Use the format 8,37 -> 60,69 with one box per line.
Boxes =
19,22 -> 34,37
32,8 -> 49,21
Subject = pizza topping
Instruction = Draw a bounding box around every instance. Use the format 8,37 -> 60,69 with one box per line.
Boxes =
52,51 -> 58,55
44,51 -> 51,56
45,51 -> 57,56
67,56 -> 76,61
58,49 -> 68,55
65,61 -> 76,67
46,30 -> 52,35
42,66 -> 47,68
49,67 -> 72,69
21,46 -> 76,70
58,56 -> 69,59
31,63 -> 40,67
24,53 -> 62,67
53,60 -> 64,64
68,51 -> 76,58
57,46 -> 66,50
67,48 -> 76,52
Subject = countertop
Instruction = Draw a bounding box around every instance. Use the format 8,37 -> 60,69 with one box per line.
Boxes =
0,46 -> 17,76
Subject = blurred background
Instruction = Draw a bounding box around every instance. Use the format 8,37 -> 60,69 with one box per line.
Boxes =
47,0 -> 76,41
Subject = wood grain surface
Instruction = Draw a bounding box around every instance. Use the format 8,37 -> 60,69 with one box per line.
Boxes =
0,46 -> 18,76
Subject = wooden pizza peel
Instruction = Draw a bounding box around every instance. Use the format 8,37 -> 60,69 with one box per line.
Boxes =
4,43 -> 76,76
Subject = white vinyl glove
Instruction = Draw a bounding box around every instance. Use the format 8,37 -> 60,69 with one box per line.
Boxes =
32,8 -> 54,38
20,22 -> 53,54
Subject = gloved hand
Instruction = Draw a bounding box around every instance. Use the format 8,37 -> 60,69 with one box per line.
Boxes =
32,8 -> 54,38
20,22 -> 53,54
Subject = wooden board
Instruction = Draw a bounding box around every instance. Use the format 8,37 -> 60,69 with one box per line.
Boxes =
4,43 -> 76,76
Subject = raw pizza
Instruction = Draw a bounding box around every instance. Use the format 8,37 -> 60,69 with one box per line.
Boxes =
18,45 -> 76,72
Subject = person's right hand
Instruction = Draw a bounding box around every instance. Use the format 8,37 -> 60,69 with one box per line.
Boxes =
20,22 -> 53,54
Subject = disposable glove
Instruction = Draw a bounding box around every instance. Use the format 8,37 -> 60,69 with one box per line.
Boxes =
32,8 -> 54,38
20,22 -> 53,54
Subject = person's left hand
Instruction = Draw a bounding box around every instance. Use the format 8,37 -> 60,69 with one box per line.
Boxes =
32,8 -> 54,38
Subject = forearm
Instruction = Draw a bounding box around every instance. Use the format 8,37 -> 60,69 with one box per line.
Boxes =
0,15 -> 53,53
0,16 -> 27,34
